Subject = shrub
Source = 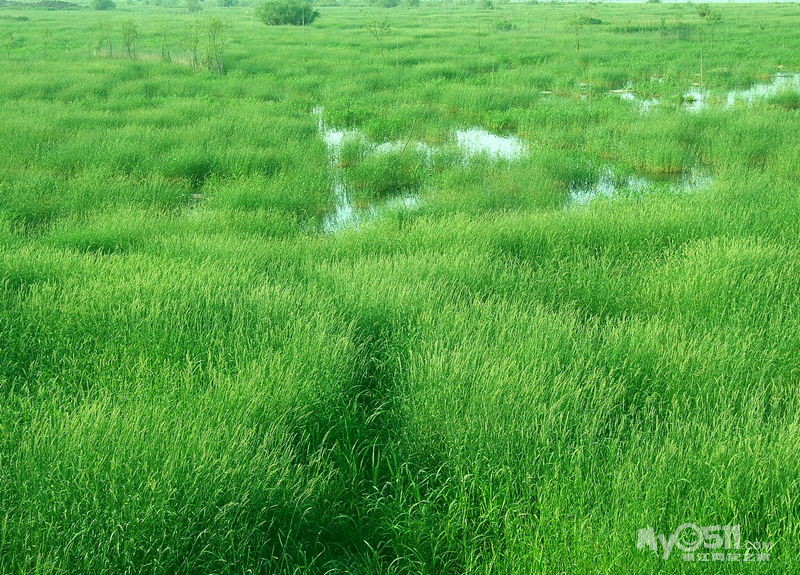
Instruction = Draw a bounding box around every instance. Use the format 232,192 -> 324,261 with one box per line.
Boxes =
90,0 -> 115,10
697,3 -> 722,23
256,0 -> 319,26
495,17 -> 516,32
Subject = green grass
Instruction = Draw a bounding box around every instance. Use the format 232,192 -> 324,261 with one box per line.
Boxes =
1,1 -> 800,573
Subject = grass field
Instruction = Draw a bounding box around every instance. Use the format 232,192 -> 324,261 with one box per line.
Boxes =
1,0 -> 799,573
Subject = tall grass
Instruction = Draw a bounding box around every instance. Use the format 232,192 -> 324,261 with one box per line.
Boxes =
1,2 -> 799,573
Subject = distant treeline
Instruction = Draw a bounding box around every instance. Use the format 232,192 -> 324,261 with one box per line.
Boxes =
0,0 -> 81,9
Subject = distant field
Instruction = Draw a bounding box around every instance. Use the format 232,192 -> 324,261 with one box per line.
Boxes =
1,2 -> 799,573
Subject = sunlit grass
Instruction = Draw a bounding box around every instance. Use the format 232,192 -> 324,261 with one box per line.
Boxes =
1,1 -> 800,573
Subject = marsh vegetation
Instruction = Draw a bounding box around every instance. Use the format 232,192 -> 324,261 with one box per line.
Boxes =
1,1 -> 799,573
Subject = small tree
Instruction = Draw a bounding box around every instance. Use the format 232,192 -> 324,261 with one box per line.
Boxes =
366,19 -> 391,64
90,0 -> 116,10
4,32 -> 24,57
43,25 -> 52,59
696,4 -> 722,86
256,0 -> 319,26
185,0 -> 201,13
185,22 -> 201,69
121,18 -> 138,59
91,18 -> 113,57
201,17 -> 226,74
568,16 -> 583,53
159,23 -> 171,63
184,19 -> 227,73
